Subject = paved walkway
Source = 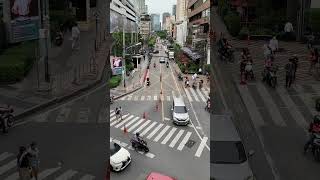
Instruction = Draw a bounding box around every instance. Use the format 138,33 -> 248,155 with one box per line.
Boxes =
0,27 -> 110,117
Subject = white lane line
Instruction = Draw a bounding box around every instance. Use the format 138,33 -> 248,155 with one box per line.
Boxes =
164,117 -> 170,121
196,88 -> 207,102
4,172 -> 19,180
78,108 -> 90,123
120,96 -> 126,100
55,169 -> 77,180
56,106 -> 71,122
153,125 -> 170,142
119,117 -> 140,129
79,174 -> 95,180
127,119 -> 145,132
169,130 -> 185,148
141,96 -> 145,101
190,88 -> 200,102
146,124 -> 163,139
38,167 -> 61,180
154,95 -> 158,101
34,112 -> 49,122
140,122 -> 157,137
177,132 -> 192,151
111,114 -> 131,127
167,96 -> 171,101
112,139 -> 128,147
147,96 -> 151,100
133,120 -> 151,134
0,152 -> 13,162
127,96 -> 133,101
195,136 -> 208,157
145,153 -> 155,159
184,88 -> 193,102
0,160 -> 15,175
161,127 -> 177,144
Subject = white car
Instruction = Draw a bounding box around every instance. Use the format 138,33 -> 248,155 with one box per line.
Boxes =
110,140 -> 131,172
159,57 -> 166,63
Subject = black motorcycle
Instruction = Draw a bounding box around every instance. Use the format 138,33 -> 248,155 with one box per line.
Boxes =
0,108 -> 14,133
54,31 -> 63,46
130,138 -> 149,153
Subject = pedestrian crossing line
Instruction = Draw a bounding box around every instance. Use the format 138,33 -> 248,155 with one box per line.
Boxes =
34,112 -> 49,122
134,96 -> 139,101
0,152 -> 13,162
140,121 -> 157,137
79,174 -> 95,180
120,96 -> 126,100
237,85 -> 265,127
147,96 -> 151,101
141,96 -> 145,101
110,114 -> 129,126
4,172 -> 18,180
256,83 -> 286,126
146,124 -> 163,139
196,88 -> 207,102
0,160 -> 15,175
177,132 -> 192,151
127,96 -> 133,101
120,117 -> 140,130
184,88 -> 193,102
127,119 -> 145,132
78,108 -> 90,123
39,167 -> 62,180
161,127 -> 177,144
56,106 -> 71,122
55,169 -> 77,180
153,125 -> 170,142
133,120 -> 151,134
195,137 -> 208,157
276,87 -> 308,131
113,115 -> 134,128
189,88 -> 200,102
169,130 -> 185,148
110,112 -> 126,123
154,95 -> 157,101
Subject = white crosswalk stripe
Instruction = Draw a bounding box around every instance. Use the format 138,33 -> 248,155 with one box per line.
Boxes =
56,106 -> 71,122
134,96 -> 139,101
0,160 -> 15,175
184,88 -> 193,102
169,130 -> 184,148
153,125 -> 170,142
196,88 -> 206,102
177,132 -> 192,151
154,95 -> 157,101
147,96 -> 151,100
127,119 -> 145,132
147,124 -> 163,139
195,137 -> 208,157
39,167 -> 61,180
78,108 -> 90,123
55,169 -> 77,180
120,117 -> 140,130
161,127 -> 177,144
140,121 -> 157,137
113,115 -> 134,128
4,172 -> 19,180
127,96 -> 133,101
167,96 -> 171,101
189,88 -> 200,102
0,152 -> 13,161
133,120 -> 151,134
141,96 -> 145,101
110,114 -> 130,127
79,174 -> 95,180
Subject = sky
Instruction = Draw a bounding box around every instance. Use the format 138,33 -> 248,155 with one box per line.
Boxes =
145,0 -> 176,23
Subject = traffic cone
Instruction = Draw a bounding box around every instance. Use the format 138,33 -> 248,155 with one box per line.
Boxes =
123,125 -> 128,134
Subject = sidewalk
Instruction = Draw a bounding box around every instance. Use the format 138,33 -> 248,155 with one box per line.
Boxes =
0,27 -> 111,119
211,7 -> 317,85
110,53 -> 150,99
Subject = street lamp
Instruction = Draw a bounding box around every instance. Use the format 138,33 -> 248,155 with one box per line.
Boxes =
94,11 -> 99,50
121,7 -> 126,88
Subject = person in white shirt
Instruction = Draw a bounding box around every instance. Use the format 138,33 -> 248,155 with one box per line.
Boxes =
284,21 -> 294,41
269,36 -> 279,54
11,0 -> 32,17
71,23 -> 80,50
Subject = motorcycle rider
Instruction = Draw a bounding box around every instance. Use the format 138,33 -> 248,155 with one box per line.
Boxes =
304,115 -> 320,154
154,62 -> 156,68
134,132 -> 143,144
0,106 -> 11,133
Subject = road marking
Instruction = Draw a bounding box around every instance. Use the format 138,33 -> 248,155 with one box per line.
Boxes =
120,96 -> 126,100
187,124 -> 193,128
34,111 -> 49,122
133,120 -> 151,134
56,106 -> 71,122
141,96 -> 145,101
127,119 -> 145,132
195,136 -> 208,157
190,88 -> 200,102
184,88 -> 193,102
127,96 -> 133,101
196,126 -> 202,130
110,112 -> 123,123
167,96 -> 171,101
153,125 -> 170,142
120,117 -> 140,130
164,117 -> 170,121
140,122 -> 157,137
0,160 -> 15,175
169,130 -> 185,148
196,88 -> 206,102
161,127 -> 177,144
147,96 -> 151,100
78,108 -> 90,123
154,95 -> 157,101
147,123 -> 163,139
0,152 -> 12,161
112,114 -> 132,127
55,169 -> 77,180
39,167 -> 61,180
177,132 -> 192,151
79,174 -> 95,180
134,96 -> 139,101
4,172 -> 18,180
145,153 -> 155,159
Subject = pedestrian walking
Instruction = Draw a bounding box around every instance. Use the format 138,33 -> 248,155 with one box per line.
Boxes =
309,48 -> 318,74
28,142 -> 39,180
17,146 -> 31,180
285,59 -> 295,88
269,36 -> 279,54
263,44 -> 271,60
115,107 -> 120,120
71,23 -> 80,50
119,106 -> 123,120
284,21 -> 294,41
240,59 -> 246,79
292,55 -> 299,81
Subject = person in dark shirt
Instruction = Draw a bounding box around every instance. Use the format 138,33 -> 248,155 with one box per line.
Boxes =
17,146 -> 31,180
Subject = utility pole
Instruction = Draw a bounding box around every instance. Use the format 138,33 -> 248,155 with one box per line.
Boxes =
297,0 -> 305,41
40,0 -> 50,83
122,8 -> 126,88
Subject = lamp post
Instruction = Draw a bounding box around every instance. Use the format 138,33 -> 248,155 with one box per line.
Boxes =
39,0 -> 50,83
122,7 -> 126,88
94,12 -> 99,50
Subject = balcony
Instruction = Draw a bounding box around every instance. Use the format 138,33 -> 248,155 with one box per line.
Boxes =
188,17 -> 209,26
188,0 -> 199,9
187,0 -> 210,19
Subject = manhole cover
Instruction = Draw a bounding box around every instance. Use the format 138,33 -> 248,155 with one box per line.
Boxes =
185,140 -> 196,148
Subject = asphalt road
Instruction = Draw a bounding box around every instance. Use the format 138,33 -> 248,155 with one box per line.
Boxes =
0,80 -> 109,180
110,43 -> 210,180
212,45 -> 320,180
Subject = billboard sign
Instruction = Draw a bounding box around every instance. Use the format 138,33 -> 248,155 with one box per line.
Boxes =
9,0 -> 40,43
110,56 -> 123,75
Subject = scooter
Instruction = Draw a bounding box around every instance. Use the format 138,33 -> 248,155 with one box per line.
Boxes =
166,62 -> 169,68
178,74 -> 183,81
130,138 -> 149,153
0,107 -> 14,133
192,82 -> 197,89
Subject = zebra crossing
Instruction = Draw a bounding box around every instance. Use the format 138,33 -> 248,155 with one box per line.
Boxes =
0,152 -> 95,180
118,87 -> 210,103
237,82 -> 320,133
109,110 -> 207,158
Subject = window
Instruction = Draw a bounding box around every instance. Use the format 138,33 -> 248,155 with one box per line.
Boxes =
174,106 -> 187,113
110,143 -> 121,156
211,141 -> 247,164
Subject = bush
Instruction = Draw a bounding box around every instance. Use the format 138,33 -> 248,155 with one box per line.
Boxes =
187,62 -> 199,73
126,62 -> 134,72
224,13 -> 241,36
203,64 -> 211,74
108,75 -> 122,88
0,41 -> 36,83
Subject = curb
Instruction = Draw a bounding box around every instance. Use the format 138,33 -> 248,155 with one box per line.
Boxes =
14,45 -> 110,121
113,85 -> 143,100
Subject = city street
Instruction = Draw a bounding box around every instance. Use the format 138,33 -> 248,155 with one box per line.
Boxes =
0,82 -> 109,180
110,42 -> 210,179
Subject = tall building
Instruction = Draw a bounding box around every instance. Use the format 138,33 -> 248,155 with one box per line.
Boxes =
134,0 -> 146,15
162,12 -> 170,30
140,14 -> 151,40
151,14 -> 161,31
172,5 -> 177,16
144,5 -> 148,13
176,0 -> 187,22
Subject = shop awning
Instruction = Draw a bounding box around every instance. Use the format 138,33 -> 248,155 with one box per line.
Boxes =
181,47 -> 201,61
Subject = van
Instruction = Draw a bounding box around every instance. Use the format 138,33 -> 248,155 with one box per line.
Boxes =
171,97 -> 190,125
211,115 -> 255,180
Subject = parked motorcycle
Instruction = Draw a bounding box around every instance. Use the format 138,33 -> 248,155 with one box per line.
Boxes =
130,138 -> 149,153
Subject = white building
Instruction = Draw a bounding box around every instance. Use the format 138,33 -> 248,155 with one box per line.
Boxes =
175,0 -> 188,46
